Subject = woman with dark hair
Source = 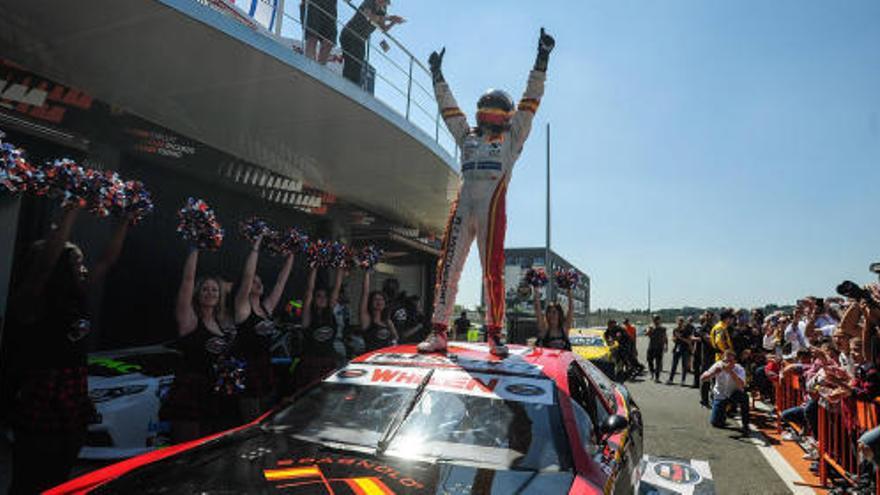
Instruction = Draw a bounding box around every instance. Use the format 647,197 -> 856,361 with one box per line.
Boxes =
339,0 -> 404,85
5,206 -> 130,494
360,270 -> 398,352
160,242 -> 239,443
533,286 -> 574,350
233,235 -> 294,421
295,266 -> 344,390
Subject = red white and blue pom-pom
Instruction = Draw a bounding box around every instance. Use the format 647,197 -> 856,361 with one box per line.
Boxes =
213,356 -> 247,395
330,241 -> 352,268
524,267 -> 549,288
306,239 -> 333,268
177,197 -> 224,250
239,216 -> 271,244
1,135 -> 42,194
121,180 -> 154,225
44,158 -> 90,208
83,169 -> 125,218
555,268 -> 580,290
265,227 -> 308,256
354,245 -> 383,270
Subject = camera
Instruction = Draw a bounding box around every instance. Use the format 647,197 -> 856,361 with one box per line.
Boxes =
836,280 -> 879,309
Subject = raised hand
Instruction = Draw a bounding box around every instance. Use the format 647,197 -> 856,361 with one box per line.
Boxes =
534,28 -> 554,72
429,47 -> 445,83
539,27 -> 555,55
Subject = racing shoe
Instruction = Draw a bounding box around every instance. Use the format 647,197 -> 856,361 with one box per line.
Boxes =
417,328 -> 448,353
487,330 -> 509,357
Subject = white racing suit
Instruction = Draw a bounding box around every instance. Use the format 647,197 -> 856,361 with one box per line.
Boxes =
430,70 -> 546,335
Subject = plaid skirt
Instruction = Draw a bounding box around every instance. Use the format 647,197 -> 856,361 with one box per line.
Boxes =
159,372 -> 237,423
11,367 -> 96,433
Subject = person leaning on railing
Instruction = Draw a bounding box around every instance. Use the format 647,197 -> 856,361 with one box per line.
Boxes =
339,0 -> 405,86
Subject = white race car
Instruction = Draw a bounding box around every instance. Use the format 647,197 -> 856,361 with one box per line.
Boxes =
81,345 -> 180,460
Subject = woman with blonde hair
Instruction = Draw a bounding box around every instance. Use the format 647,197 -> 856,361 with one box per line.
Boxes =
160,245 -> 239,443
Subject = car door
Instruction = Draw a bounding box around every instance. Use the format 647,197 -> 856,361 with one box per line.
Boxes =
571,361 -> 636,495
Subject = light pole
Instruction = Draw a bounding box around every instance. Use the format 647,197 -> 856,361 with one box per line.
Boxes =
545,122 -> 552,303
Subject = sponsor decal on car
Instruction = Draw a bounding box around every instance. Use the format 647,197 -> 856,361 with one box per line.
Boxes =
87,357 -> 143,374
326,365 -> 553,405
363,351 -> 545,377
264,455 -> 433,494
638,456 -> 714,495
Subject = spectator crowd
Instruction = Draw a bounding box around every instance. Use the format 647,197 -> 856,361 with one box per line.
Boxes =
617,282 -> 880,493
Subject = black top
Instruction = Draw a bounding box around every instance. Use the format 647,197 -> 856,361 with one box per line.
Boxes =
303,308 -> 337,357
6,277 -> 90,372
647,325 -> 667,351
235,306 -> 275,360
344,0 -> 386,38
604,325 -> 632,349
364,320 -> 395,352
673,325 -> 693,352
537,331 -> 571,351
177,320 -> 234,377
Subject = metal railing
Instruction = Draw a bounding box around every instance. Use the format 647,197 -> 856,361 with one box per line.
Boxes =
203,0 -> 459,161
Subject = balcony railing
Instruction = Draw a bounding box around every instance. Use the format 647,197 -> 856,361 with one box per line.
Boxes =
198,0 -> 459,162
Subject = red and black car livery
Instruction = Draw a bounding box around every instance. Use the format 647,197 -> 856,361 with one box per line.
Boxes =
47,343 -> 643,495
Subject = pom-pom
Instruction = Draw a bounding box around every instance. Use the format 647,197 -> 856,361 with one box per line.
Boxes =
0,137 -> 42,194
354,245 -> 383,270
239,216 -> 271,244
330,241 -> 352,268
265,227 -> 308,256
524,267 -> 548,288
121,180 -> 154,225
177,197 -> 224,250
213,356 -> 247,395
554,268 -> 580,290
306,239 -> 333,268
83,169 -> 125,218
43,158 -> 90,208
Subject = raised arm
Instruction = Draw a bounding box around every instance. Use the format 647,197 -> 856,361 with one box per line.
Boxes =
301,267 -> 318,329
360,270 -> 372,331
234,236 -> 263,323
510,28 -> 554,152
330,268 -> 344,308
429,48 -> 470,146
20,207 -> 81,302
263,253 -> 294,314
90,218 -> 130,288
564,288 -> 575,331
533,287 -> 548,336
176,249 -> 199,336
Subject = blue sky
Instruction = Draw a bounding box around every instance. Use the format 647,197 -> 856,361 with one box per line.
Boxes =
383,0 -> 880,310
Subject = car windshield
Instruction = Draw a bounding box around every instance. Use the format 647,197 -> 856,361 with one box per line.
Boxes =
570,335 -> 604,347
269,365 -> 572,472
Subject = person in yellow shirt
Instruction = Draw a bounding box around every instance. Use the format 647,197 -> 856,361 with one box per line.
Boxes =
711,309 -> 736,361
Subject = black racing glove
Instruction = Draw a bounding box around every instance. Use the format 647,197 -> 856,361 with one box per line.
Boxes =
429,47 -> 445,84
534,27 -> 555,72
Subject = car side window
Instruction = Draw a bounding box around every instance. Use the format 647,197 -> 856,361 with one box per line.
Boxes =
575,356 -> 618,415
567,364 -> 604,454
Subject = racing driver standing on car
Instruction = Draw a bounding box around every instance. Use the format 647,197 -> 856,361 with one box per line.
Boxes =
418,28 -> 555,357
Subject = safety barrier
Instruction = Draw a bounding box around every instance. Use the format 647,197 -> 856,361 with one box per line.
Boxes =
818,397 -> 880,493
775,371 -> 806,434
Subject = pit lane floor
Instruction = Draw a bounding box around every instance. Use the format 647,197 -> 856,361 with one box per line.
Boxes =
629,335 -> 809,494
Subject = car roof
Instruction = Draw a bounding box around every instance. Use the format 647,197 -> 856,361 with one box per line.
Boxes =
569,328 -> 606,337
351,343 -> 573,382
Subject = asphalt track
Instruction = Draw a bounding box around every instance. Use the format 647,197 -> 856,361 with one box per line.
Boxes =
630,335 -> 793,494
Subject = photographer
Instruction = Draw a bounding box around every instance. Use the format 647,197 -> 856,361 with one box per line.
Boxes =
701,350 -> 750,435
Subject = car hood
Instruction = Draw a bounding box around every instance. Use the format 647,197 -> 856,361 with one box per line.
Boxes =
80,426 -> 575,494
88,373 -> 154,389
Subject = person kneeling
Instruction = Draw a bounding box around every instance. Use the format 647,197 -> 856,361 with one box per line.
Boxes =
701,350 -> 750,435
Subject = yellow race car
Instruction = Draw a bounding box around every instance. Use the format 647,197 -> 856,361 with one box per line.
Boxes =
570,328 -> 624,381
